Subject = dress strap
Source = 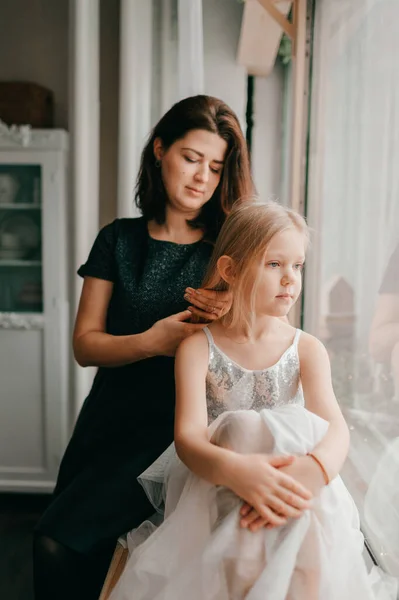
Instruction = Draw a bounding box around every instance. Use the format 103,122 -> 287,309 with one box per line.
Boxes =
202,326 -> 214,348
292,328 -> 302,349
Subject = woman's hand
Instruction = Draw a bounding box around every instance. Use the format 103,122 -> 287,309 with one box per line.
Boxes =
239,456 -> 324,532
149,310 -> 207,357
225,453 -> 313,528
184,287 -> 232,322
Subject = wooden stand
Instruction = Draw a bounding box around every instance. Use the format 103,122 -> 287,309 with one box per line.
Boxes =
98,542 -> 129,600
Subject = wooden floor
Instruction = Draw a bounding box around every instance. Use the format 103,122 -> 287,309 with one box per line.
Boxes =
0,493 -> 51,600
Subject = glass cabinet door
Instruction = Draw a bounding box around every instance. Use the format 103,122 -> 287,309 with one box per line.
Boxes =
0,164 -> 42,312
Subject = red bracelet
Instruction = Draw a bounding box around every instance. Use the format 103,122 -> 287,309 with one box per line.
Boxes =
307,452 -> 330,485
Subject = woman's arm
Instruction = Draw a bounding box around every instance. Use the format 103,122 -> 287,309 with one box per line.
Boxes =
298,333 -> 350,483
73,277 -> 206,367
174,332 -> 313,526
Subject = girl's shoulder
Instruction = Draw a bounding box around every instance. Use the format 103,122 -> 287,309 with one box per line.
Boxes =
298,331 -> 330,365
175,329 -> 210,372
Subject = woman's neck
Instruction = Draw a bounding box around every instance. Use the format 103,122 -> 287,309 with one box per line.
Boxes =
148,207 -> 204,244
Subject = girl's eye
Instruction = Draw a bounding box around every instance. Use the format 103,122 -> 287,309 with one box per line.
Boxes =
268,262 -> 279,268
294,263 -> 304,271
211,167 -> 222,175
184,156 -> 197,164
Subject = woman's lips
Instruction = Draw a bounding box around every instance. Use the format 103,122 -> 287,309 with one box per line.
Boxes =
186,186 -> 205,196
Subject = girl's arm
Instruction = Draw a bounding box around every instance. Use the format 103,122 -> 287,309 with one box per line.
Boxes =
299,332 -> 350,482
240,333 -> 349,531
174,331 -> 236,484
174,332 -> 313,526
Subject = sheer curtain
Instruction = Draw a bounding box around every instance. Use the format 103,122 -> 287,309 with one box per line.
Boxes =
305,0 -> 399,575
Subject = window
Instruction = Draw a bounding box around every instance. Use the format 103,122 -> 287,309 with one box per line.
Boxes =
305,0 -> 399,575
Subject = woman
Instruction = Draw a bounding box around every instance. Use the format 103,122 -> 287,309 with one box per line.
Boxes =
33,95 -> 253,600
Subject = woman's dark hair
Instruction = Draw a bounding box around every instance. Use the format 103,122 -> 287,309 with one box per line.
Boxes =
135,95 -> 254,242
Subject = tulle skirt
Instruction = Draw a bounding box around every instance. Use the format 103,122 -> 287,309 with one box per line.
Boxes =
109,405 -> 397,600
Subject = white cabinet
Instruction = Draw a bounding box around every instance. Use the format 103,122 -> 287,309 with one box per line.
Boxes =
0,123 -> 70,492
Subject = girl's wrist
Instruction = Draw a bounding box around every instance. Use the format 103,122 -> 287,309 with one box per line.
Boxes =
215,451 -> 241,488
306,453 -> 330,486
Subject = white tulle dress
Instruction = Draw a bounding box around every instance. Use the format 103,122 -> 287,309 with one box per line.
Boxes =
109,328 -> 398,600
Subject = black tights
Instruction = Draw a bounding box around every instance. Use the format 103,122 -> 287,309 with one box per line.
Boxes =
33,533 -> 116,600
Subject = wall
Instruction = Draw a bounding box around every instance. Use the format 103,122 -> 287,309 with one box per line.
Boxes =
0,0 -> 121,227
202,0 -> 247,127
252,64 -> 285,202
0,0 -> 69,128
99,0 -> 120,226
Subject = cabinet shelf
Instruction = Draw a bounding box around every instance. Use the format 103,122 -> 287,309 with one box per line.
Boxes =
0,260 -> 41,267
0,204 -> 41,210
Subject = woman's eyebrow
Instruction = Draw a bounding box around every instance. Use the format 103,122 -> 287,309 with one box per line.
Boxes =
181,147 -> 224,164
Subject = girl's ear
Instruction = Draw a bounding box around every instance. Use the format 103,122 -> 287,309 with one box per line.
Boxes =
217,255 -> 235,285
153,137 -> 164,161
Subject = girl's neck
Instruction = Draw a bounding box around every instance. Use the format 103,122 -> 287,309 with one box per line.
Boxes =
148,207 -> 204,244
214,315 -> 290,344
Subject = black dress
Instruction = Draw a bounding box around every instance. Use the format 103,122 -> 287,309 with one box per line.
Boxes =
36,217 -> 213,554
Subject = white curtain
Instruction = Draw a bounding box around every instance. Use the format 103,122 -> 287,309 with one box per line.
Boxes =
305,0 -> 399,576
307,0 -> 399,341
178,0 -> 204,99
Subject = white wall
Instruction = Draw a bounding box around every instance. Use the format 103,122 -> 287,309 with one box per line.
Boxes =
202,0 -> 247,127
252,64 -> 285,202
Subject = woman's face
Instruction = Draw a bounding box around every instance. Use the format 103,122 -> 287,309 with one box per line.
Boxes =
154,129 -> 228,218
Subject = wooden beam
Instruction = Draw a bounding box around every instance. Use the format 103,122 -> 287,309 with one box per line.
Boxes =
257,0 -> 295,40
237,0 -> 291,77
289,0 -> 307,213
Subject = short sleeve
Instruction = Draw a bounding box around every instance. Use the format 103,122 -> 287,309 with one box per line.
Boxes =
379,242 -> 399,295
77,220 -> 119,282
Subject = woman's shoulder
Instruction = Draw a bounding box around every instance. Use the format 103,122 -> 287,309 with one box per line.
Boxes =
105,216 -> 146,237
78,217 -> 147,280
96,216 -> 148,250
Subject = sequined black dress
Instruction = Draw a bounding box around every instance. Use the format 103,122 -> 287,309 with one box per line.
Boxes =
36,217 -> 213,554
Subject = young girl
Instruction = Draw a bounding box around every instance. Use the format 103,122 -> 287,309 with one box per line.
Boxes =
109,201 -> 397,600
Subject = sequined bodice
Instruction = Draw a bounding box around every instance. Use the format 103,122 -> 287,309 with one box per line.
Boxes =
204,327 -> 304,423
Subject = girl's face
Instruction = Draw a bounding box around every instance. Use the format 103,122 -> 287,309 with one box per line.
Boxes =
154,129 -> 228,218
252,228 -> 306,318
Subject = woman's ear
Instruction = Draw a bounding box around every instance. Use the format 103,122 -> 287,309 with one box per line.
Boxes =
153,137 -> 164,162
217,256 -> 235,285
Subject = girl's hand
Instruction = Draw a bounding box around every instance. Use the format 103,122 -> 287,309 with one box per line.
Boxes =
149,310 -> 207,357
279,455 -> 326,496
225,454 -> 313,528
240,456 -> 325,532
184,288 -> 232,322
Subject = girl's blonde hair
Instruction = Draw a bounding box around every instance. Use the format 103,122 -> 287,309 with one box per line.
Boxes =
202,200 -> 309,332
